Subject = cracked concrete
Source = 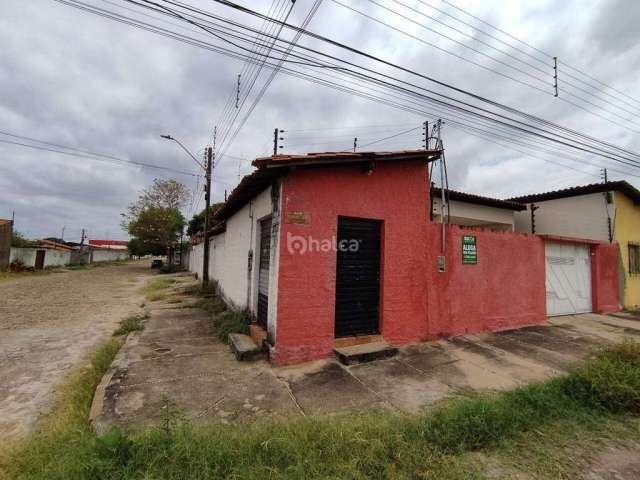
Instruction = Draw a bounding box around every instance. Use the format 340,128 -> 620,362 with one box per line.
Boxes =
91,276 -> 640,432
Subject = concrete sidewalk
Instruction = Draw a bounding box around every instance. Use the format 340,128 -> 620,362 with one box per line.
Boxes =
91,285 -> 640,432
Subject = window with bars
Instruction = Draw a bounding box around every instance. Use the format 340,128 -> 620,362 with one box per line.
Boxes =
630,243 -> 640,275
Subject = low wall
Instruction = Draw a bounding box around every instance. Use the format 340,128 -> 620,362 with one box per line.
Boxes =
91,249 -> 129,263
426,225 -> 547,339
10,248 -> 71,268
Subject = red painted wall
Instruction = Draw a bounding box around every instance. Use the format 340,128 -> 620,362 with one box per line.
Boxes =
272,160 -> 430,366
591,243 -> 620,313
425,225 -> 547,338
270,163 -> 619,366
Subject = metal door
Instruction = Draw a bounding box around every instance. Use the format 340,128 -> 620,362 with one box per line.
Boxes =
545,242 -> 592,316
257,217 -> 272,328
335,217 -> 381,337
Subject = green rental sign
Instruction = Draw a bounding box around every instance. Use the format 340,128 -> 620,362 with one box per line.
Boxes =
462,235 -> 477,264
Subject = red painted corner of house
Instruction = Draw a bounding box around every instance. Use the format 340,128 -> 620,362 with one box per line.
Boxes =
590,243 -> 621,313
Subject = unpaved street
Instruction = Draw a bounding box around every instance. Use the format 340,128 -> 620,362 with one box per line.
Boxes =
0,262 -> 153,441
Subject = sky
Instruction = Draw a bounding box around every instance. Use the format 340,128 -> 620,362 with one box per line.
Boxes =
1,0 -> 639,241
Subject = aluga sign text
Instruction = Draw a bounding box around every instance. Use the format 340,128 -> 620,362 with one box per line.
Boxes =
462,235 -> 477,264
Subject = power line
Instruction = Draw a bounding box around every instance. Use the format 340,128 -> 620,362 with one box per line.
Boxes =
52,2 -> 637,174
431,0 -> 640,110
346,0 -> 640,130
0,134 -> 203,177
217,0 -> 323,166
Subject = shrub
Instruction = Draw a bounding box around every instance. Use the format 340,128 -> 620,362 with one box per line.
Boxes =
113,314 -> 148,336
215,310 -> 250,343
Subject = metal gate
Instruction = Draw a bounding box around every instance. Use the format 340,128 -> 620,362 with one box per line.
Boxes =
335,217 -> 381,338
545,242 -> 592,316
257,217 -> 272,328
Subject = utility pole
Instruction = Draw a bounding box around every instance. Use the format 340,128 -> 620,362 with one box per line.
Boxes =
61,226 -> 66,241
553,56 -> 558,97
273,128 -> 284,155
353,137 -> 357,152
202,145 -> 213,287
601,168 -> 608,183
422,121 -> 429,149
80,228 -> 86,247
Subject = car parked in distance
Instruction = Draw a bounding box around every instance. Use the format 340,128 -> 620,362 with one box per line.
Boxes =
151,259 -> 163,269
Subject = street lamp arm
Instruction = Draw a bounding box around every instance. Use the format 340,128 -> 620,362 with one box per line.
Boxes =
160,135 -> 205,171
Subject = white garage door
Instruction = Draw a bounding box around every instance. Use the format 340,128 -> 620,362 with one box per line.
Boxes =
545,242 -> 592,316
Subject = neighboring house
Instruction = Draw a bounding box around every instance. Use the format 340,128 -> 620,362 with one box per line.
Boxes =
0,219 -> 12,271
510,181 -> 640,311
10,240 -> 74,269
88,239 -> 128,250
188,150 -> 620,366
431,187 -> 525,231
87,239 -> 130,262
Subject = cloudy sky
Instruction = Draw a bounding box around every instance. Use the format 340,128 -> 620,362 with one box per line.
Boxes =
1,0 -> 639,241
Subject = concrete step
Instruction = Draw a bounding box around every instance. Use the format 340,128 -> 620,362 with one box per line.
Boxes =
334,341 -> 398,365
228,333 -> 264,361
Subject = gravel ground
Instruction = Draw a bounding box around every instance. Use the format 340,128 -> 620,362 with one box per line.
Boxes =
0,261 -> 153,441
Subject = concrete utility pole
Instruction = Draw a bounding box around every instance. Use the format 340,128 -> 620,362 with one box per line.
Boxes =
202,146 -> 213,287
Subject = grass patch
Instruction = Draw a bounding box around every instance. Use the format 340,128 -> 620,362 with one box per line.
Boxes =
0,338 -> 123,479
215,310 -> 250,343
3,341 -> 640,479
184,284 -> 250,343
139,277 -> 177,301
112,314 -> 149,336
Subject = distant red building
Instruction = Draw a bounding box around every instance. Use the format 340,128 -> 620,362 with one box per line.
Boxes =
88,239 -> 128,250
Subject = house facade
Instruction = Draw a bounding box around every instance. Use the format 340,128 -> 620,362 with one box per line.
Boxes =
431,187 -> 525,231
511,181 -> 640,311
189,151 -> 620,366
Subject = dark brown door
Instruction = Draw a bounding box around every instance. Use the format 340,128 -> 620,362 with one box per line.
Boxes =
257,217 -> 272,328
35,250 -> 46,270
335,217 -> 381,338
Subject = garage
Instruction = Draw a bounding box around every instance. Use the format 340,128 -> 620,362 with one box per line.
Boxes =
545,242 -> 592,316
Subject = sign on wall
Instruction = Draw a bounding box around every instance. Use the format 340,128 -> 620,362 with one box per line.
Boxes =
462,235 -> 477,264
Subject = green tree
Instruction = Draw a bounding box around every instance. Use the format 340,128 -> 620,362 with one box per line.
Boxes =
127,237 -> 164,257
187,203 -> 224,236
127,207 -> 185,262
121,178 -> 190,229
122,179 -> 189,263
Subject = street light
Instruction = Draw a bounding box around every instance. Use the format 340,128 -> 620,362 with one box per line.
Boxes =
160,135 -> 205,170
160,134 -> 213,287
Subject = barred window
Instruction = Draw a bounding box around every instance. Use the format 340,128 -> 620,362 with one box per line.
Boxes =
630,243 -> 640,274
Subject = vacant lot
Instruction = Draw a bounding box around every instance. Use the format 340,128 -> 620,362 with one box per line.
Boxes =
0,262 -> 152,440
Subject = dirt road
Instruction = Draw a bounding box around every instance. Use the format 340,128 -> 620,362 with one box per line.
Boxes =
0,262 -> 153,441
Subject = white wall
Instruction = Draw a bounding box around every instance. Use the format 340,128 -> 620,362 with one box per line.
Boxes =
189,242 -> 203,276
10,248 -> 71,268
187,184 -> 281,341
514,193 -> 614,241
215,185 -> 275,309
91,249 -> 129,262
433,198 -> 516,231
